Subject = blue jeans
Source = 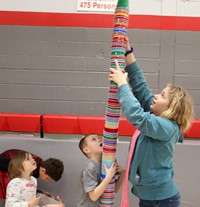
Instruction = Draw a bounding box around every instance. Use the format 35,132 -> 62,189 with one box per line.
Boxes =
139,193 -> 180,207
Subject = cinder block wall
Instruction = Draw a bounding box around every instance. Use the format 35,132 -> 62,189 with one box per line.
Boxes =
0,136 -> 200,207
0,26 -> 199,117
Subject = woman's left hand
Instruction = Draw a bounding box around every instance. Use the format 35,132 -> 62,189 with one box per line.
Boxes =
108,59 -> 128,87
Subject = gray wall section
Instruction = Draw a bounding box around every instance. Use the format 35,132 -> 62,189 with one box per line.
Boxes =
0,136 -> 200,207
0,26 -> 199,118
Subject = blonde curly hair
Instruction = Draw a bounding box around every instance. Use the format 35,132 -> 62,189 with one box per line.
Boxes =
160,84 -> 194,133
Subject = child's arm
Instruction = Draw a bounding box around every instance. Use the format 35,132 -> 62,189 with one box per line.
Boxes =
88,162 -> 116,201
115,163 -> 125,193
28,196 -> 41,207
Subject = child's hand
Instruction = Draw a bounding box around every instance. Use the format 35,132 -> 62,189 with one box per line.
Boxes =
28,196 -> 41,207
55,196 -> 65,206
54,195 -> 63,203
104,162 -> 117,180
116,163 -> 125,174
45,204 -> 65,207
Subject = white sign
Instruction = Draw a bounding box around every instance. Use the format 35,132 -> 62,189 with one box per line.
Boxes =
77,0 -> 118,12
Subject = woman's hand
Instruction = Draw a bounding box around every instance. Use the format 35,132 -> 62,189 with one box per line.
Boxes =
125,36 -> 136,65
108,59 -> 128,87
126,36 -> 131,52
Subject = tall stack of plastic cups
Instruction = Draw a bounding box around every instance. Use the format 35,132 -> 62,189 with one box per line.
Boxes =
100,0 -> 129,206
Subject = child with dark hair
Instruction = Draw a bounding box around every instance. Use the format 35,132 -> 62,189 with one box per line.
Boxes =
39,158 -> 64,182
77,133 -> 125,207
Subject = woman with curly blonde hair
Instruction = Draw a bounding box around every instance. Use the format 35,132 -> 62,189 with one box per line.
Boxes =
108,37 -> 194,207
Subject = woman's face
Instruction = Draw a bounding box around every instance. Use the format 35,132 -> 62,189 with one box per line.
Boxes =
150,87 -> 170,115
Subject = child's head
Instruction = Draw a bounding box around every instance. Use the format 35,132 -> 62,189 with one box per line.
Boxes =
8,151 -> 36,180
160,84 -> 194,133
39,158 -> 64,182
79,133 -> 102,158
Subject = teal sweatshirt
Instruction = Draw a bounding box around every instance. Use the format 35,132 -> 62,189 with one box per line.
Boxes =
117,61 -> 183,200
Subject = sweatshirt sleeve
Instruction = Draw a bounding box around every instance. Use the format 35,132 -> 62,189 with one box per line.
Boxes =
125,61 -> 153,112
